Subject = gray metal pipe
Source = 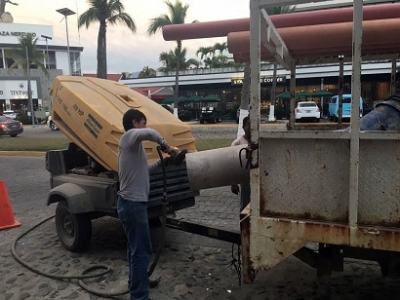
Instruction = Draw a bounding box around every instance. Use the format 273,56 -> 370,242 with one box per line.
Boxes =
185,145 -> 250,190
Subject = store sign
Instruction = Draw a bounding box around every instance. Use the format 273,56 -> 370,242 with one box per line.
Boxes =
231,76 -> 286,86
0,80 -> 38,99
0,23 -> 53,45
0,31 -> 36,37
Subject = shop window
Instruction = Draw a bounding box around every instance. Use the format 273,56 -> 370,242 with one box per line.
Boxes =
46,51 -> 57,69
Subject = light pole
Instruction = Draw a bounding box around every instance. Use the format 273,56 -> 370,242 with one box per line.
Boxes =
56,8 -> 75,75
41,34 -> 52,69
25,46 -> 35,126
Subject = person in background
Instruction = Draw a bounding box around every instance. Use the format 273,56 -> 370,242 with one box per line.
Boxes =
117,108 -> 175,300
231,116 -> 251,212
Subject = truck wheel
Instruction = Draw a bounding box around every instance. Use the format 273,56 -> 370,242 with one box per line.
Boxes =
200,119 -> 204,124
55,201 -> 92,252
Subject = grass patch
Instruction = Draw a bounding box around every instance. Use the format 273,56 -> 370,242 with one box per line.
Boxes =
0,137 -> 233,152
195,138 -> 232,151
0,137 -> 70,151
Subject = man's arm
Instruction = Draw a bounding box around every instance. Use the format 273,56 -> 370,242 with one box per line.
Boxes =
125,127 -> 174,151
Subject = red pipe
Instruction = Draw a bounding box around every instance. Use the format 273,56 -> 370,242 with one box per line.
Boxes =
233,43 -> 400,63
163,3 -> 400,41
227,18 -> 400,57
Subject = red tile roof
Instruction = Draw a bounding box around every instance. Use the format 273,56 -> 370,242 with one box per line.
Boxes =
82,73 -> 122,82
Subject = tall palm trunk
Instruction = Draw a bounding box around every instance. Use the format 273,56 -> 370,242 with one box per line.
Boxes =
237,62 -> 251,137
268,63 -> 278,121
97,20 -> 107,79
0,0 -> 5,15
173,40 -> 182,116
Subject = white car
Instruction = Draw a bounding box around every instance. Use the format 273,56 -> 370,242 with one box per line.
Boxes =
295,101 -> 320,122
47,116 -> 59,131
2,110 -> 17,120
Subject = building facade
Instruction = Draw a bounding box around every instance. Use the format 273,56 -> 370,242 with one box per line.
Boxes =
0,22 -> 83,113
121,62 -> 395,115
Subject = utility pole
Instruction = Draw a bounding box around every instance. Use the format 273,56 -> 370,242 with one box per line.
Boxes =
56,8 -> 75,75
41,34 -> 52,69
25,46 -> 35,126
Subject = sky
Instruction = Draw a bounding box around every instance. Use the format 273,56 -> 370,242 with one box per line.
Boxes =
8,0 -> 250,74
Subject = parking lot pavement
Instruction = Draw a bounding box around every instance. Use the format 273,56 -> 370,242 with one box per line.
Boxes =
0,155 -> 247,300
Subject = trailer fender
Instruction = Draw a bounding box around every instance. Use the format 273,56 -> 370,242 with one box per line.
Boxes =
47,183 -> 94,213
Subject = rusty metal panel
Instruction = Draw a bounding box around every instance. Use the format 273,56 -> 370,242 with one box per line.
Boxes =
248,217 -> 400,271
259,138 -> 349,222
358,139 -> 400,226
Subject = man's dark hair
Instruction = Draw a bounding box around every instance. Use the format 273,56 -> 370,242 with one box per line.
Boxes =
243,116 -> 250,128
122,109 -> 147,131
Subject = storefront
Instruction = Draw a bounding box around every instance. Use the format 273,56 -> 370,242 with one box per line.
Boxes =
122,63 -> 394,115
0,78 -> 40,113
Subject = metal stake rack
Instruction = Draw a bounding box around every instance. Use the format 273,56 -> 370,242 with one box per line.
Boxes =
244,0 -> 400,284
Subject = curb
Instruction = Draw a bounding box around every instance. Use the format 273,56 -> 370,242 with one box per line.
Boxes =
0,151 -> 46,157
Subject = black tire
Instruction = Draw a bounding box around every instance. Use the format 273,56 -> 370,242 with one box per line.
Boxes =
316,118 -> 320,123
200,119 -> 204,124
55,201 -> 92,252
10,134 -> 17,137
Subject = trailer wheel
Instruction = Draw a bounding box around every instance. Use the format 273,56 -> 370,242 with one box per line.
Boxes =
55,201 -> 92,252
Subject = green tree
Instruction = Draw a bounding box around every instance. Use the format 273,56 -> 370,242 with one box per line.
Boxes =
196,46 -> 214,67
158,47 -> 199,73
0,0 -> 18,16
148,0 -> 194,113
138,66 -> 157,78
213,42 -> 227,55
196,43 -> 236,69
8,33 -> 47,76
78,0 -> 136,79
266,6 -> 296,122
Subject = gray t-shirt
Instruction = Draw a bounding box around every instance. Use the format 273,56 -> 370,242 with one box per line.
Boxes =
117,128 -> 166,202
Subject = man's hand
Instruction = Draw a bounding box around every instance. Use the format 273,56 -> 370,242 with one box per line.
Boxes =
231,184 -> 240,195
162,156 -> 172,165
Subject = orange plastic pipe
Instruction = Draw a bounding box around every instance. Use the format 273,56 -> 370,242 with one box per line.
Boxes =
233,44 -> 400,63
227,18 -> 400,58
162,3 -> 400,41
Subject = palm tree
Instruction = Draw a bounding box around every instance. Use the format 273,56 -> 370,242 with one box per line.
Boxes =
266,6 -> 295,122
8,33 -> 47,75
158,47 -> 199,73
8,33 -> 46,123
196,46 -> 214,67
138,66 -> 157,78
213,42 -> 227,55
78,0 -> 136,79
147,0 -> 194,113
0,0 -> 18,16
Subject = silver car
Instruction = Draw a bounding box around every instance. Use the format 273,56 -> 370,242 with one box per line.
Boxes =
0,116 -> 23,137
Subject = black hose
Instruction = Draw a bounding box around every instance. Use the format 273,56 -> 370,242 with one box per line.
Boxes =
11,216 -> 129,298
148,146 -> 169,275
11,150 -> 171,298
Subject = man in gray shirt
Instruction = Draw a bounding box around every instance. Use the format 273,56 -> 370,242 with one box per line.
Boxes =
117,108 -> 173,300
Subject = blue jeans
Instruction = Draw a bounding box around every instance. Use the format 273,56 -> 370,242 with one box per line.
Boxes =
117,196 -> 152,300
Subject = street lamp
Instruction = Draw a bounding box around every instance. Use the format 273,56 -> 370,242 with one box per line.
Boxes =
56,8 -> 75,75
25,47 -> 34,126
41,34 -> 52,69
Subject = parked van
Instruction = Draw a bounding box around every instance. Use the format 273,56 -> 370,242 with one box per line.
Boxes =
328,94 -> 363,121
